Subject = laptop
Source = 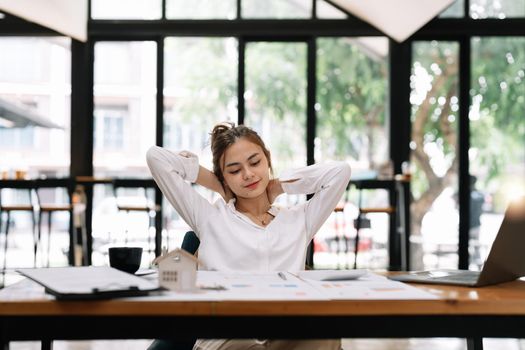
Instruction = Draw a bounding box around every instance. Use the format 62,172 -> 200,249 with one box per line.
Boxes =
389,196 -> 525,287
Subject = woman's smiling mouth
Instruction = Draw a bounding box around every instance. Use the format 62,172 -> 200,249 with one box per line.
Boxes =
245,180 -> 260,190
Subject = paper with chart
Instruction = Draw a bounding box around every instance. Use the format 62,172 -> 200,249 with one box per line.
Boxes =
195,271 -> 328,300
8,269 -> 438,301
141,270 -> 437,301
301,271 -> 439,300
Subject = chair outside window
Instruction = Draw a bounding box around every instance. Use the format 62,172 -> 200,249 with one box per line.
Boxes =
112,179 -> 159,258
352,177 -> 408,270
0,180 -> 38,273
34,178 -> 74,267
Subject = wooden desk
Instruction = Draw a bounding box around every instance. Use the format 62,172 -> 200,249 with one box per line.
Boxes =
1,279 -> 524,350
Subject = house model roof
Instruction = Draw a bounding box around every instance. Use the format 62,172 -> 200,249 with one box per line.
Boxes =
152,248 -> 199,265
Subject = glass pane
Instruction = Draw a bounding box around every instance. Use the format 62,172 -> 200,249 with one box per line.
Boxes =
93,41 -> 156,178
163,37 -> 238,162
439,0 -> 465,17
0,37 -> 71,268
244,42 -> 307,176
166,0 -> 236,19
92,41 -> 156,265
470,0 -> 525,18
315,37 -> 389,269
0,37 -> 71,179
163,37 -> 238,248
470,37 -> 525,269
242,0 -> 312,18
91,0 -> 162,19
316,0 -> 348,19
411,41 -> 460,270
316,37 -> 389,167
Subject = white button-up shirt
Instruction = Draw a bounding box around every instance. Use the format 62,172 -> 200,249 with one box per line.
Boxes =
147,146 -> 351,272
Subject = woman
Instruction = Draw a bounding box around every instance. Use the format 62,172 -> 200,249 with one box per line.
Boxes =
147,122 -> 351,350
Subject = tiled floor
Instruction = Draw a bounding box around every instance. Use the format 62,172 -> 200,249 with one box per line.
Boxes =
7,338 -> 525,350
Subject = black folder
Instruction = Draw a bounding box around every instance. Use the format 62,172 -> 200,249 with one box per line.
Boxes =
17,266 -> 160,300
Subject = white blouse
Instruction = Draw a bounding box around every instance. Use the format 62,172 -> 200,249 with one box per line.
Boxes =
146,145 -> 351,272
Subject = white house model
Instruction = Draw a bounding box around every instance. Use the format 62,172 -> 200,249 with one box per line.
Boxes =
153,248 -> 199,292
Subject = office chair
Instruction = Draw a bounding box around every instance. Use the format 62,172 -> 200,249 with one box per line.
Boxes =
34,178 -> 74,267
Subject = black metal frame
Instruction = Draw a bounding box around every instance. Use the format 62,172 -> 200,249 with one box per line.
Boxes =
0,0 -> 524,269
1,314 -> 525,350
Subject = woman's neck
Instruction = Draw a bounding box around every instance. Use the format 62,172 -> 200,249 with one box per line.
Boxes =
235,194 -> 271,216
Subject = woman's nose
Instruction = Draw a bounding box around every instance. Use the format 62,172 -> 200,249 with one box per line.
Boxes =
243,168 -> 254,179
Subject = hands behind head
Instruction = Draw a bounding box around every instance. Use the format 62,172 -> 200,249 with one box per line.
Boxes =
266,179 -> 284,204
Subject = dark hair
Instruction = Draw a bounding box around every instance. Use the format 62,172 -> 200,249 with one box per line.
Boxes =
210,122 -> 272,184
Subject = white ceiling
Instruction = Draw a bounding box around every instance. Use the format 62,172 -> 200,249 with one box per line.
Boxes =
330,0 -> 456,42
0,0 -> 456,43
0,0 -> 87,42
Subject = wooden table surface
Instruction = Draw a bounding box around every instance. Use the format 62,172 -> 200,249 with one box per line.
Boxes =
2,279 -> 525,316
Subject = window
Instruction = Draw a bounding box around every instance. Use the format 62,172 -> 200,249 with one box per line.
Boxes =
0,37 -> 71,178
440,0 -> 465,17
244,42 -> 307,175
94,106 -> 126,151
316,37 -> 389,168
470,36 -> 525,266
163,37 -> 238,160
91,0 -> 162,19
470,0 -> 525,18
315,37 -> 389,269
93,41 -> 156,178
242,0 -> 312,18
166,0 -> 236,19
411,41 -> 460,270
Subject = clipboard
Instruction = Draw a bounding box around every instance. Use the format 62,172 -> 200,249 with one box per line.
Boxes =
17,266 -> 160,300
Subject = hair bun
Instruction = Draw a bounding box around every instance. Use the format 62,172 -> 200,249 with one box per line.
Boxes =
211,121 -> 235,139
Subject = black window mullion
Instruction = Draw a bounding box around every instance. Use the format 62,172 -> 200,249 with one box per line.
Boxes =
156,38 -> 164,147
307,38 -> 316,166
389,39 -> 412,270
237,0 -> 241,19
238,37 -> 245,125
306,37 -> 317,268
458,36 -> 471,270
155,36 -> 165,258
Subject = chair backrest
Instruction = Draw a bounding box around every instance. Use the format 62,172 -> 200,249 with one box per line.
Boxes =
33,178 -> 74,207
0,179 -> 36,208
112,178 -> 156,209
181,231 -> 200,255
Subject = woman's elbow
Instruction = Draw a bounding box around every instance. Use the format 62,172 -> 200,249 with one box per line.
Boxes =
338,161 -> 352,182
146,146 -> 164,171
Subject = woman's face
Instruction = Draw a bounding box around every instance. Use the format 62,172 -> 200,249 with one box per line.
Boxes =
221,138 -> 270,199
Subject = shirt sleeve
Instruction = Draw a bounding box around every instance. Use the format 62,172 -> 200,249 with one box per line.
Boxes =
146,146 -> 214,237
280,161 -> 351,240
